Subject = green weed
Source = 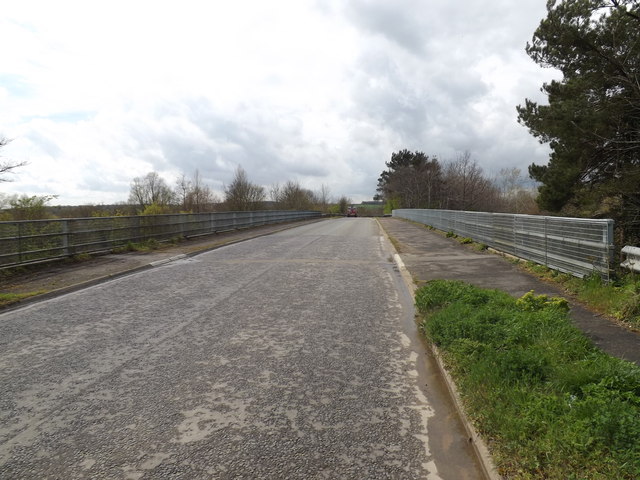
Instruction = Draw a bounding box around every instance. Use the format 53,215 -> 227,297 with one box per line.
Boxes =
0,291 -> 46,308
416,280 -> 640,479
518,263 -> 640,329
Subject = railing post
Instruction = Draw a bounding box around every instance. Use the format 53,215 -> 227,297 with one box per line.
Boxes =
513,216 -> 517,258
62,220 -> 70,257
606,220 -> 615,281
544,217 -> 548,267
134,216 -> 141,242
18,222 -> 23,264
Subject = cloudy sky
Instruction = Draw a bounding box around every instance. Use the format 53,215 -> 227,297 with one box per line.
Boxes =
0,0 -> 559,206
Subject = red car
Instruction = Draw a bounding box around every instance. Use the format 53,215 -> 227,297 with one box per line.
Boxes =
346,206 -> 358,217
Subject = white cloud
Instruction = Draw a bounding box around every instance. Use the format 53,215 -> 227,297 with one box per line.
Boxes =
0,0 -> 559,205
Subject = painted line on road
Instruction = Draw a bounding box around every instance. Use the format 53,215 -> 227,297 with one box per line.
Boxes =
393,253 -> 407,272
376,219 -> 500,480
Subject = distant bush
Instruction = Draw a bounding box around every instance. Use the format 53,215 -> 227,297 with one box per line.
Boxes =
141,203 -> 171,215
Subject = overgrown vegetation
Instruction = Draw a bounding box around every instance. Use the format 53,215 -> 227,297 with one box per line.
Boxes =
517,261 -> 640,330
416,280 -> 640,479
0,291 -> 46,308
410,218 -> 640,329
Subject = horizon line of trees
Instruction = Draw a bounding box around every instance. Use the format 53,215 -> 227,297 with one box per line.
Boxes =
127,166 -> 345,215
376,0 -> 640,245
375,149 -> 539,215
0,157 -> 355,220
2,137 -> 355,220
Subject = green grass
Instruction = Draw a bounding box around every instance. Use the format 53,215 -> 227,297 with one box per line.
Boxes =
474,242 -> 488,251
399,218 -> 640,328
518,262 -> 640,330
0,291 -> 46,308
415,280 -> 640,480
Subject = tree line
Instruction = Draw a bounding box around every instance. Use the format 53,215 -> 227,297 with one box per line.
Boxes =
127,166 -> 341,215
0,144 -> 352,219
379,1 -> 640,245
375,149 -> 538,214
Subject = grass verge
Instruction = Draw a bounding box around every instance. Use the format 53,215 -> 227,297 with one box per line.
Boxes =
397,217 -> 639,329
0,291 -> 47,308
416,279 -> 640,480
518,262 -> 640,330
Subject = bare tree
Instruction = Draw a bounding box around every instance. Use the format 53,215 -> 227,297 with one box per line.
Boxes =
175,173 -> 192,210
224,166 -> 266,211
494,167 -> 539,214
272,180 -> 315,210
128,172 -> 175,211
317,184 -> 331,212
497,167 -> 522,197
0,138 -> 27,182
442,152 -> 499,211
269,182 -> 282,203
185,170 -> 218,212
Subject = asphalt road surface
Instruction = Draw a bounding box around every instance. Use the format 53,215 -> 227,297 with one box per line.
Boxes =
0,218 -> 483,479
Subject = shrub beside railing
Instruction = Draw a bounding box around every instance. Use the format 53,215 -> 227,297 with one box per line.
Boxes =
0,210 -> 321,269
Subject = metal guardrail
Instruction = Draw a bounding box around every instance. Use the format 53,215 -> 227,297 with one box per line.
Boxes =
0,210 -> 321,269
393,209 -> 615,279
621,246 -> 640,273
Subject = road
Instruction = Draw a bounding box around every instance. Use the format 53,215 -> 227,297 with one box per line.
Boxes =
0,218 -> 483,479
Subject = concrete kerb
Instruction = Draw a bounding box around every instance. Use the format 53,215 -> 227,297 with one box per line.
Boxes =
376,219 -> 501,480
1,219 -> 325,313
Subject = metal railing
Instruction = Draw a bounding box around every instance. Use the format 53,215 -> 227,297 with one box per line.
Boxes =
393,209 -> 615,279
621,246 -> 640,273
0,210 -> 321,269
